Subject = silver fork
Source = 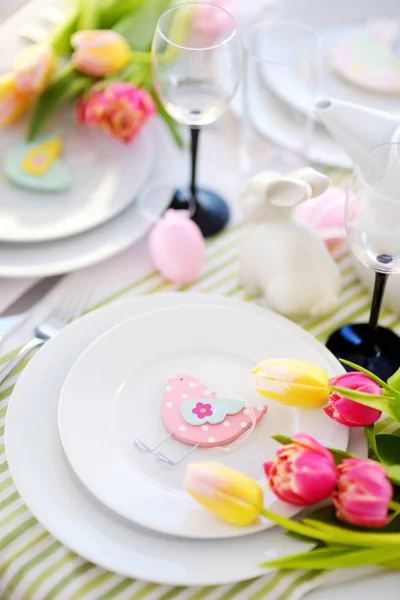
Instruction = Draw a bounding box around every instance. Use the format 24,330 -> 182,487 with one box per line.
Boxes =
0,276 -> 93,384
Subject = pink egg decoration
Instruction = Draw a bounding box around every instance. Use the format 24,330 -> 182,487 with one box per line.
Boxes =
149,209 -> 205,285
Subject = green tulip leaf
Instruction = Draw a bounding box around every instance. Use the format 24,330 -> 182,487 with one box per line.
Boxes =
261,546 -> 400,570
372,434 -> 400,466
387,367 -> 400,394
100,0 -> 146,29
77,0 -> 101,30
113,0 -> 171,51
28,66 -> 93,141
49,0 -> 79,56
339,360 -> 394,393
387,465 -> 400,486
149,85 -> 184,148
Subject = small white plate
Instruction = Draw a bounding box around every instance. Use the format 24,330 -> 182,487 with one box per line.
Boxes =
7,293 -> 353,585
0,121 -> 176,278
267,16 -> 400,118
0,3 -> 155,243
58,304 -> 348,539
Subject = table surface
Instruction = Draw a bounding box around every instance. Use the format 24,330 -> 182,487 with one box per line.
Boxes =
1,0 -> 400,598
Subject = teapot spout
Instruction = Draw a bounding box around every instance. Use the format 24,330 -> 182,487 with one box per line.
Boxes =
315,98 -> 400,172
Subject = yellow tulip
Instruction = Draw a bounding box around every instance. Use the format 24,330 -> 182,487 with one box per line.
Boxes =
252,359 -> 329,408
71,30 -> 132,77
0,74 -> 30,128
185,462 -> 263,526
14,44 -> 56,96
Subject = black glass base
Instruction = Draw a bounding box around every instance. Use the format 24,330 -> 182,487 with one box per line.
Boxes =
326,323 -> 400,381
170,188 -> 230,238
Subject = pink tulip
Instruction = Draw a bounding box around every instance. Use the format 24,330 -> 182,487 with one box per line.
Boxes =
333,459 -> 393,528
264,434 -> 337,506
325,372 -> 382,427
71,30 -> 131,77
76,83 -> 156,144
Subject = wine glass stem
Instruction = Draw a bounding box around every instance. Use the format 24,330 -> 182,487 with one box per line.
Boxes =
190,126 -> 200,198
369,272 -> 389,331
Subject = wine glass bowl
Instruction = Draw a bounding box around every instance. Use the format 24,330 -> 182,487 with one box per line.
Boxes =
152,2 -> 242,237
327,142 -> 400,379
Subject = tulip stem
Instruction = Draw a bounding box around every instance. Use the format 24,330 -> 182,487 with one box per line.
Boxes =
389,500 -> 400,515
130,51 -> 151,64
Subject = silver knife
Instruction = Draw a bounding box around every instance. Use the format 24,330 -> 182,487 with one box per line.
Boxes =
0,277 -> 62,344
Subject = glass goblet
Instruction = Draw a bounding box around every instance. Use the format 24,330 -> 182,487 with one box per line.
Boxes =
152,2 -> 242,237
326,142 -> 400,380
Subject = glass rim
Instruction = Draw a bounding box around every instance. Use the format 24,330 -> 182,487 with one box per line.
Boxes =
155,1 -> 238,52
351,141 -> 400,203
244,18 -> 321,65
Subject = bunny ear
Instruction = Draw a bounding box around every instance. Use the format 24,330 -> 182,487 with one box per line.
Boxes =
290,168 -> 330,198
268,178 -> 312,207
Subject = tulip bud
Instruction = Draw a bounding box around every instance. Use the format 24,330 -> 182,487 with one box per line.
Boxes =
185,463 -> 263,526
71,30 -> 131,77
333,459 -> 392,528
0,74 -> 30,128
264,434 -> 337,505
14,44 -> 56,96
325,372 -> 382,427
252,359 -> 329,408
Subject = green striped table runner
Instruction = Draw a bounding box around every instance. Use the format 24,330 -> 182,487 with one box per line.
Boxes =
1,170 -> 398,599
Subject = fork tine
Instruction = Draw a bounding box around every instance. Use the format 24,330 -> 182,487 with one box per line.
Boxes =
48,274 -> 94,324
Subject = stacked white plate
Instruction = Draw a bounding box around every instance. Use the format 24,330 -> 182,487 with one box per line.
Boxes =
0,0 -> 178,278
233,0 -> 400,170
5,293 -> 364,586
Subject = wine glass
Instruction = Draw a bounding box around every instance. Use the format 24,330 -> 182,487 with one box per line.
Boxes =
326,142 -> 400,380
241,19 -> 321,177
152,2 -> 242,237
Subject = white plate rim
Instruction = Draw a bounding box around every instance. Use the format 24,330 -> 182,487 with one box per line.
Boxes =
57,303 -> 348,539
5,293 -> 350,585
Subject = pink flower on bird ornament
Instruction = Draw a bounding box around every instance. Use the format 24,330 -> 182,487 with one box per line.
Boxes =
192,402 -> 213,419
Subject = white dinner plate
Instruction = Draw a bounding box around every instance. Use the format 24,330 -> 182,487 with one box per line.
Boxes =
0,1 -> 155,243
271,0 -> 400,118
0,121 -> 177,278
0,114 -> 154,243
58,304 -> 348,539
6,293 -> 354,585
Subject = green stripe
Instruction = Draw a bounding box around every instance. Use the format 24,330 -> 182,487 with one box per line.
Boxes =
217,578 -> 259,599
181,256 -> 237,291
89,272 -> 159,311
0,349 -> 21,367
0,385 -> 14,402
0,405 -> 7,418
157,587 -> 186,600
186,586 -> 218,600
0,491 -> 19,512
202,272 -> 237,293
0,531 -> 49,576
225,284 -> 243,297
276,570 -> 324,600
42,562 -> 97,600
0,477 -> 13,494
129,583 -> 159,599
0,515 -> 35,550
248,571 -> 288,600
21,552 -> 77,600
303,287 -> 364,333
97,579 -> 135,600
0,425 -> 4,437
68,572 -> 116,600
205,236 -> 242,262
2,541 -> 60,600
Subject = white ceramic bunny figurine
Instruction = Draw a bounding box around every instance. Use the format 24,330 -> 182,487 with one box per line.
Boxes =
240,168 -> 341,318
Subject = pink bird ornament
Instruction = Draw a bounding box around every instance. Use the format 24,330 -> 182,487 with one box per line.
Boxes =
134,374 -> 267,466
